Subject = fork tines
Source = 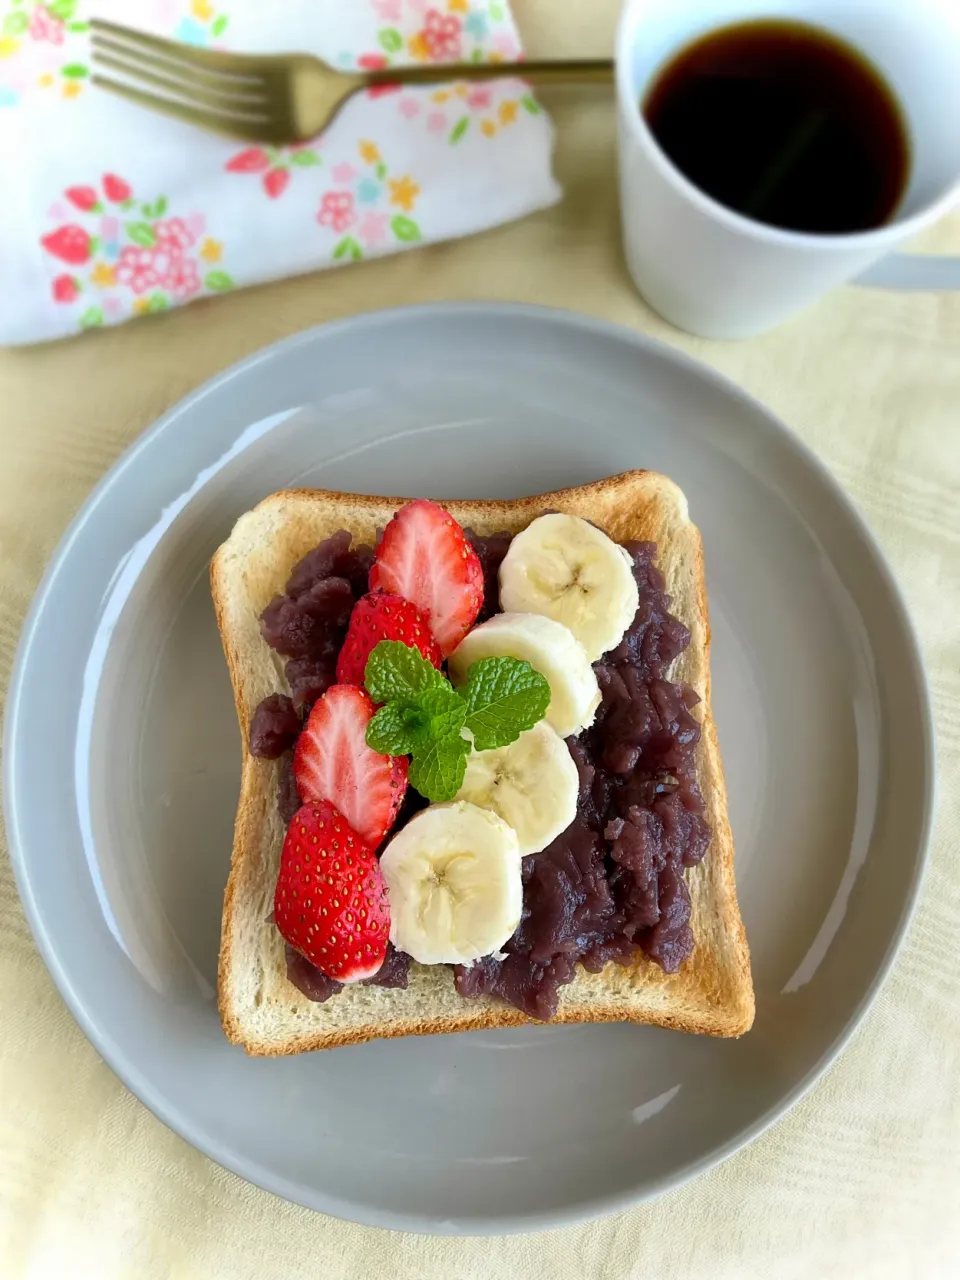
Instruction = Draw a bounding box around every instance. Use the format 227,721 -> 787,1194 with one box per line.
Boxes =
90,17 -> 290,142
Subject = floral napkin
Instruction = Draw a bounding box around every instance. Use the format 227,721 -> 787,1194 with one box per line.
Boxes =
0,0 -> 559,343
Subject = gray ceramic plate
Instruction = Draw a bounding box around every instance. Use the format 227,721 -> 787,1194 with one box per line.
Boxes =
4,304 -> 934,1234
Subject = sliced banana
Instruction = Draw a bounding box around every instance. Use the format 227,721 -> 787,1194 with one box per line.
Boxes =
498,513 -> 640,661
448,611 -> 600,737
379,801 -> 522,966
455,720 -> 579,856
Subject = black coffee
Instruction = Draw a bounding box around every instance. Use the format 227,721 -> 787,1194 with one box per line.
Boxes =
643,18 -> 911,234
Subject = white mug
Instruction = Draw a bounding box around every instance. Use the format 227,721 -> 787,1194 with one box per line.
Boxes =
616,0 -> 960,338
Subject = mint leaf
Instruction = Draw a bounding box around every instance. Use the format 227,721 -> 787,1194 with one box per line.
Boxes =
408,735 -> 470,803
459,657 -> 550,750
363,645 -> 542,798
364,640 -> 446,706
366,680 -> 464,758
366,701 -> 423,756
419,685 -> 466,743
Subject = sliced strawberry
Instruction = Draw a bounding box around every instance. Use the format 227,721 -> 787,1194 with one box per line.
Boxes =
274,801 -> 389,982
293,684 -> 407,846
369,500 -> 483,655
336,591 -> 443,688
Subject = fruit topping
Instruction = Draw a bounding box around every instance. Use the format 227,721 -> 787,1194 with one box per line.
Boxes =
498,513 -> 640,661
454,720 -> 579,856
447,612 -> 601,738
369,500 -> 483,655
274,802 -> 389,982
336,591 -> 442,688
363,641 -> 550,803
378,801 -> 523,966
293,684 -> 408,846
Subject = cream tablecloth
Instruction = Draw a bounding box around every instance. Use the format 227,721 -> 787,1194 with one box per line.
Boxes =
1,3 -> 958,1275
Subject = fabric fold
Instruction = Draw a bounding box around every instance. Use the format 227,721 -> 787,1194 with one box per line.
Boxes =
0,0 -> 560,343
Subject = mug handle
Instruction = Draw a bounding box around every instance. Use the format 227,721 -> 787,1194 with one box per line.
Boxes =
857,254 -> 960,289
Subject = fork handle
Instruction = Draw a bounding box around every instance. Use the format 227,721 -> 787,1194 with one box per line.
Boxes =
365,58 -> 614,91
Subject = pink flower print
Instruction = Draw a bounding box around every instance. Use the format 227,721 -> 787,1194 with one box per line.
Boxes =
100,215 -> 122,241
116,246 -> 159,295
104,296 -> 124,320
317,191 -> 356,234
399,97 -> 420,119
358,212 -> 389,248
161,256 -> 201,301
331,162 -> 357,184
154,217 -> 195,254
29,5 -> 65,44
493,33 -> 519,60
186,212 -> 206,238
467,87 -> 493,111
422,10 -> 462,62
427,111 -> 446,134
149,244 -> 179,281
373,0 -> 402,20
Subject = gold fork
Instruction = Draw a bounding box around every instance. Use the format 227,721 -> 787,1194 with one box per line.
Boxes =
90,19 -> 614,145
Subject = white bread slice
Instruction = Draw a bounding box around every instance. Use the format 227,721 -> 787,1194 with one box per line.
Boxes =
211,472 -> 754,1054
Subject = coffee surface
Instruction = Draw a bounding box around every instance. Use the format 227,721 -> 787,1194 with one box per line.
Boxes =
643,18 -> 911,235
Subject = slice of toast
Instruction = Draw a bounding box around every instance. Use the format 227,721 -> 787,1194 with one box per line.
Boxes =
212,471 -> 754,1055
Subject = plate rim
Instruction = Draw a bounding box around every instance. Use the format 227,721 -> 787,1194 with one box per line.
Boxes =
3,302 -> 936,1234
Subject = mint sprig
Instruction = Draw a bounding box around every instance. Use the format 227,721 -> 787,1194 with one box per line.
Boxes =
408,735 -> 472,802
364,639 -> 447,704
460,656 -> 551,751
365,701 -> 422,756
366,684 -> 465,756
363,641 -> 550,802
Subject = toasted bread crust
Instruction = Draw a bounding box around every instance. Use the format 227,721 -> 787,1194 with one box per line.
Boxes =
212,472 -> 754,1054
